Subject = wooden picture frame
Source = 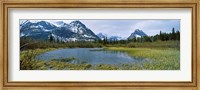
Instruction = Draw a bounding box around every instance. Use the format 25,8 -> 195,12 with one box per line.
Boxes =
0,0 -> 199,90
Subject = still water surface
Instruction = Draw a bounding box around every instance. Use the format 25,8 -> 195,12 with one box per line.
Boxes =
36,48 -> 148,65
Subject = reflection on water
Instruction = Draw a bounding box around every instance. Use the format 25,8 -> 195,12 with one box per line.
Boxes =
35,48 -> 148,65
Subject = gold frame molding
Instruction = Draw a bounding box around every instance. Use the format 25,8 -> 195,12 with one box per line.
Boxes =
1,0 -> 199,89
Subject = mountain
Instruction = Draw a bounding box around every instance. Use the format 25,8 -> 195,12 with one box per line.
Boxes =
97,33 -> 124,41
69,21 -> 99,39
20,20 -> 100,42
20,20 -> 56,30
109,36 -> 123,41
20,20 -> 57,40
128,29 -> 148,39
53,21 -> 65,27
97,33 -> 107,40
51,20 -> 100,42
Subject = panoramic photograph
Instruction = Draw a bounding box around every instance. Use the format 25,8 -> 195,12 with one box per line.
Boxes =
20,19 -> 180,70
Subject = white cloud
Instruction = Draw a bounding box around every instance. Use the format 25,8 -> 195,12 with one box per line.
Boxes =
81,20 -> 180,37
130,20 -> 180,36
20,19 -> 180,38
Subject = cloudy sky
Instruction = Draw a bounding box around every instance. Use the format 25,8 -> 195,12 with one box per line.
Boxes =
20,19 -> 180,38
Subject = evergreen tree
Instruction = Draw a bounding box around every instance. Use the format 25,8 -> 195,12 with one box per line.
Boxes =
160,31 -> 163,41
49,32 -> 53,42
176,30 -> 180,40
172,27 -> 175,40
57,36 -> 60,43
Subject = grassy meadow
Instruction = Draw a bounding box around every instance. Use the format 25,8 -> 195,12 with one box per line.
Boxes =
20,40 -> 180,70
20,20 -> 181,70
105,47 -> 180,70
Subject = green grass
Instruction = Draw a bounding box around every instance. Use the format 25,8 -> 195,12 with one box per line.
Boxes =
46,60 -> 92,70
127,40 -> 180,49
51,57 -> 76,62
105,47 -> 180,70
20,48 -> 94,70
92,64 -> 118,70
20,48 -> 57,70
20,41 -> 180,70
20,47 -> 180,70
105,40 -> 180,49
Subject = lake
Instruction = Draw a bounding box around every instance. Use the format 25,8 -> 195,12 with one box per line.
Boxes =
35,48 -> 149,65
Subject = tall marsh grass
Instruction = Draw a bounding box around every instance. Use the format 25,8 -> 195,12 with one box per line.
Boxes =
20,48 -> 56,70
106,47 -> 180,70
20,40 -> 180,70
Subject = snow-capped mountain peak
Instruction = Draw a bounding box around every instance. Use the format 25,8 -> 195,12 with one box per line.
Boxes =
128,29 -> 148,39
97,33 -> 108,40
36,21 -> 56,29
97,33 -> 125,41
20,20 -> 100,42
70,20 -> 85,26
109,36 -> 123,41
53,21 -> 66,27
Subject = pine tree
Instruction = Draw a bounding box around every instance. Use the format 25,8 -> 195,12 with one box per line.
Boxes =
172,27 -> 175,40
176,30 -> 180,40
57,36 -> 60,43
160,31 -> 163,41
49,32 -> 53,42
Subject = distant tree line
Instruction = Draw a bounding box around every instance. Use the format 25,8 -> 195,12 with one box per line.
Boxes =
20,37 -> 104,50
127,27 -> 180,43
95,28 -> 180,45
20,28 -> 180,50
155,28 -> 180,41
